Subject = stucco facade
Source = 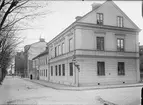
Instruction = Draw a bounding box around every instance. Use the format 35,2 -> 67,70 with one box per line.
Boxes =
24,38 -> 47,79
35,1 -> 140,87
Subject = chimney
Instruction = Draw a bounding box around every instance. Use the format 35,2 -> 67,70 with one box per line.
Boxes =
75,16 -> 82,21
91,3 -> 101,10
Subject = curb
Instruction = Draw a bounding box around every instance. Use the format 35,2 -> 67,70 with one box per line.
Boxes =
23,78 -> 143,91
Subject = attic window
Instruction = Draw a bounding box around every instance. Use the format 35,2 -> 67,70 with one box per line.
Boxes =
117,16 -> 124,27
97,13 -> 103,25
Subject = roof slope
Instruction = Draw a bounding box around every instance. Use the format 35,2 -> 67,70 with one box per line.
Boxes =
32,49 -> 48,60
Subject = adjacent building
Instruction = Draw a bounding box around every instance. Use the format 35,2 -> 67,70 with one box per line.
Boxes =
32,48 -> 49,80
33,1 -> 141,87
15,51 -> 25,76
24,38 -> 47,79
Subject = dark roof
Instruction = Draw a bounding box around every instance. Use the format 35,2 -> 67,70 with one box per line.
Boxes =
32,49 -> 48,60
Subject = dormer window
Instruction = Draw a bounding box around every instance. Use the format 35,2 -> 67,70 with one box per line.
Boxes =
117,16 -> 123,27
97,13 -> 103,25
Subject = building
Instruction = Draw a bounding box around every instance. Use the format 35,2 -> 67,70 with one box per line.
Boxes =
24,38 -> 47,79
15,51 -> 25,76
34,1 -> 140,87
139,45 -> 143,81
32,48 -> 49,80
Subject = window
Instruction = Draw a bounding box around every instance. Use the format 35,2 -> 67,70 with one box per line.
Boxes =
55,65 -> 57,76
61,43 -> 65,54
117,38 -> 124,51
97,62 -> 105,76
62,64 -> 65,76
46,69 -> 47,77
55,47 -> 57,57
59,65 -> 61,76
97,37 -> 104,51
97,13 -> 103,25
117,16 -> 123,27
51,66 -> 53,76
44,69 -> 45,76
58,45 -> 61,55
118,62 -> 125,75
69,38 -> 73,52
69,63 -> 73,76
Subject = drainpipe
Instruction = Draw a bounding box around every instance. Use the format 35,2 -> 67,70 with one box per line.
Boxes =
73,28 -> 79,87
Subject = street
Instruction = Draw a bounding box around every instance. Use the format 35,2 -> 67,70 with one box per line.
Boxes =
0,76 -> 141,105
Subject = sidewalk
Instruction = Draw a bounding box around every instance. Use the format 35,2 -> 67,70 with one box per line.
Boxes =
23,78 -> 143,91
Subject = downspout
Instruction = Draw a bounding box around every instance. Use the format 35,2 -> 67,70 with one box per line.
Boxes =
73,28 -> 79,87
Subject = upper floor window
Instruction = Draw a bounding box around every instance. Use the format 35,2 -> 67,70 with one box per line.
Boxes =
117,16 -> 123,27
118,62 -> 125,75
69,38 -> 73,52
117,38 -> 124,51
55,47 -> 57,57
97,13 -> 103,25
97,62 -> 105,76
97,37 -> 104,51
61,43 -> 65,54
58,45 -> 61,55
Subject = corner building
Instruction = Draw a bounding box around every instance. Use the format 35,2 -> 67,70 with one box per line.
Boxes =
46,1 -> 140,86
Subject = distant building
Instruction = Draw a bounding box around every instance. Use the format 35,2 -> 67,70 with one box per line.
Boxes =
139,45 -> 143,81
32,47 -> 48,80
24,38 -> 47,78
33,1 -> 140,86
15,51 -> 25,76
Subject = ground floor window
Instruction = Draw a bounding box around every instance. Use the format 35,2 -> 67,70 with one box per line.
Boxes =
62,64 -> 65,76
118,62 -> 125,75
46,69 -> 47,77
69,63 -> 73,76
51,66 -> 53,76
97,62 -> 105,76
55,65 -> 58,76
59,65 -> 61,76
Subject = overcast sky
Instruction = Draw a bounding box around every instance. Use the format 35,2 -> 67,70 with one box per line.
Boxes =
17,1 -> 143,51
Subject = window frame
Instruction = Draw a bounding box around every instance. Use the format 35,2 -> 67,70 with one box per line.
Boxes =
55,65 -> 57,76
118,62 -> 125,76
117,16 -> 124,27
62,64 -> 65,76
69,62 -> 73,76
97,62 -> 105,76
51,66 -> 53,76
117,38 -> 124,52
97,37 -> 104,51
97,13 -> 104,25
59,65 -> 61,76
69,38 -> 73,52
61,42 -> 65,54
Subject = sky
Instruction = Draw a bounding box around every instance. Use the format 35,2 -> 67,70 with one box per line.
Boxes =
17,1 -> 143,51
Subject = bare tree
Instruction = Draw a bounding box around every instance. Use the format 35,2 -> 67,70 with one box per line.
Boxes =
0,0 -> 49,84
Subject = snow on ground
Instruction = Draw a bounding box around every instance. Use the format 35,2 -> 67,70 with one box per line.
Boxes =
0,76 -> 142,105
